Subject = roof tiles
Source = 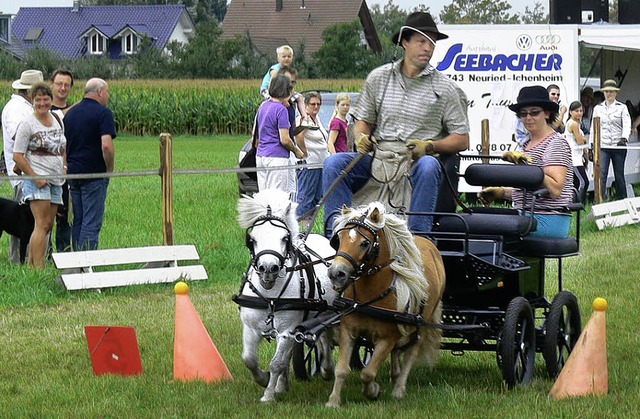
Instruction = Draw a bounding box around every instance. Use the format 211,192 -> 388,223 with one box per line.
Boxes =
12,5 -> 188,58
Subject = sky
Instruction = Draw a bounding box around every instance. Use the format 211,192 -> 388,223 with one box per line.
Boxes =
2,0 -> 545,17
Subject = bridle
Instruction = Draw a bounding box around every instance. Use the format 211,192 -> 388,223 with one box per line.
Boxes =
245,205 -> 293,273
330,214 -> 394,280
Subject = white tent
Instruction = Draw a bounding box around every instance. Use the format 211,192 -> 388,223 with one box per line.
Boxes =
578,24 -> 640,99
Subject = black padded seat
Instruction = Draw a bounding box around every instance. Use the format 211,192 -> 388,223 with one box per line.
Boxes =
434,211 -> 537,236
517,236 -> 579,258
464,163 -> 544,188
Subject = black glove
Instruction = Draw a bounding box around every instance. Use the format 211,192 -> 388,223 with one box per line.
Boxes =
617,138 -> 628,146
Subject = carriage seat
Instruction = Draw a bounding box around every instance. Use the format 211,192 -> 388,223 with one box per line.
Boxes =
434,163 -> 544,237
518,236 -> 578,258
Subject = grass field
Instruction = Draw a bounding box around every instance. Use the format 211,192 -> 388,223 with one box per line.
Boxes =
1,135 -> 639,417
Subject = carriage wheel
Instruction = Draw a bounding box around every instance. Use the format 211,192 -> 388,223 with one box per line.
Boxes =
292,341 -> 322,380
542,291 -> 582,379
349,337 -> 374,370
498,297 -> 536,388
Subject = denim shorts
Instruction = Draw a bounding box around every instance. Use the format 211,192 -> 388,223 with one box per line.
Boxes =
21,179 -> 63,205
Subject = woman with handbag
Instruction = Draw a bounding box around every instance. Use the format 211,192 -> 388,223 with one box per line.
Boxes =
294,92 -> 329,227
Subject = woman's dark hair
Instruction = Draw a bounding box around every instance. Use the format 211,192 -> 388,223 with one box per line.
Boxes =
29,82 -> 53,100
566,100 -> 583,122
268,74 -> 294,100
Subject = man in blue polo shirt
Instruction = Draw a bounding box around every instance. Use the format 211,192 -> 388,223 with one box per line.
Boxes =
64,78 -> 116,251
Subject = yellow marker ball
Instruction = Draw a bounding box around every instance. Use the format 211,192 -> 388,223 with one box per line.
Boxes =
593,297 -> 607,312
174,281 -> 189,295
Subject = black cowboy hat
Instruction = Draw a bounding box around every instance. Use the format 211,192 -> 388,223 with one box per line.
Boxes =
508,85 -> 559,113
392,12 -> 448,45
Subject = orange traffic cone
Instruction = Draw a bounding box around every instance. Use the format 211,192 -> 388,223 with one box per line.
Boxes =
549,297 -> 608,400
173,281 -> 232,382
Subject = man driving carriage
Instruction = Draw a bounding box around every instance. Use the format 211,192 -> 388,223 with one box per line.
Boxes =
322,12 -> 470,237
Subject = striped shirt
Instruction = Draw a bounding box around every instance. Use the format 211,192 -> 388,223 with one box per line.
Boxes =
351,60 -> 470,154
512,131 -> 574,214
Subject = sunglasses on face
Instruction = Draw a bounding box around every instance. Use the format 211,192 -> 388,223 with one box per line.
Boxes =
518,109 -> 544,118
308,102 -> 321,106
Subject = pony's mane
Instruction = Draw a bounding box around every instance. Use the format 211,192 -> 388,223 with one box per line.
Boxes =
334,203 -> 428,308
237,189 -> 299,241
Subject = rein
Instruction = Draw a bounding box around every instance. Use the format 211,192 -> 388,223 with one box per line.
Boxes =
237,207 -> 335,340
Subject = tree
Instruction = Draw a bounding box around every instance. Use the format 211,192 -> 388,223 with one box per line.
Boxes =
440,0 -> 519,24
312,20 -> 379,78
370,0 -> 408,42
520,2 -> 548,24
169,20 -> 235,78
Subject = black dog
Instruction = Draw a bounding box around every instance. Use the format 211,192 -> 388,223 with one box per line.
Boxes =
0,196 -> 35,264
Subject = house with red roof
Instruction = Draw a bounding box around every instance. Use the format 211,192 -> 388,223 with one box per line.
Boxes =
221,0 -> 381,56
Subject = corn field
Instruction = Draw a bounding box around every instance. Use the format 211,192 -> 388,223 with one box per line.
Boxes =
1,79 -> 363,136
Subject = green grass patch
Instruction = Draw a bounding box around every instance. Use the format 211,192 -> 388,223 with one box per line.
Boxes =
0,135 -> 639,416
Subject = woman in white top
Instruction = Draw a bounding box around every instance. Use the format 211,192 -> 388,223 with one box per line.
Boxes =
13,82 -> 66,269
590,79 -> 631,200
294,92 -> 329,226
564,101 -> 589,203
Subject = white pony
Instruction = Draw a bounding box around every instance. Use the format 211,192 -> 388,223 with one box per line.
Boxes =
236,189 -> 338,402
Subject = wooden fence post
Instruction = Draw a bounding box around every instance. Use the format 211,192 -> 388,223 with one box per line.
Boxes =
593,117 -> 602,204
160,133 -> 174,245
481,119 -> 490,164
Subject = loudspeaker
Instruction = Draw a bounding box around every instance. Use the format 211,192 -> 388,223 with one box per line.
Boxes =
582,0 -> 609,23
550,0 -> 581,24
619,0 -> 640,24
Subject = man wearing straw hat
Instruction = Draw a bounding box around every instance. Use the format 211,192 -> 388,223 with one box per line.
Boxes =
2,69 -> 44,264
322,12 -> 469,236
590,79 -> 631,200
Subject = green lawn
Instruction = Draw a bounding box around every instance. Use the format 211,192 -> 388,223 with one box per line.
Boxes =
1,135 -> 639,417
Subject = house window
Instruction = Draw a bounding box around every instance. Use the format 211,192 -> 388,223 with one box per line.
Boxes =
123,32 -> 138,54
89,33 -> 106,55
0,16 -> 10,43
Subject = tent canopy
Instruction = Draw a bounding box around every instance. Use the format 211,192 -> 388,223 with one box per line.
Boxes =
579,24 -> 640,52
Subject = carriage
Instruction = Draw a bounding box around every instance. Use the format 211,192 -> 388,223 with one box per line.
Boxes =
233,154 -> 583,402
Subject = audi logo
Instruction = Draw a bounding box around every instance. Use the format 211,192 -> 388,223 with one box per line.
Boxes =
515,35 -> 532,51
535,34 -> 561,44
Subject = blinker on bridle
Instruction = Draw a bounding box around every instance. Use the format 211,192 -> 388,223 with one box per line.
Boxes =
331,214 -> 381,277
245,205 -> 293,271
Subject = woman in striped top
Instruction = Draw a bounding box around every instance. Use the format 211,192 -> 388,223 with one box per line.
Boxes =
480,85 -> 574,238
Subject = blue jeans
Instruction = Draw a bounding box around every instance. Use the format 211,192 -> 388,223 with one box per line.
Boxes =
55,181 -> 72,252
69,178 -> 109,251
600,147 -> 627,200
297,168 -> 323,219
322,153 -> 442,237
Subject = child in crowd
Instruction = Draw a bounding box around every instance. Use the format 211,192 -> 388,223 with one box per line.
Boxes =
328,93 -> 351,153
260,45 -> 294,100
278,66 -> 314,129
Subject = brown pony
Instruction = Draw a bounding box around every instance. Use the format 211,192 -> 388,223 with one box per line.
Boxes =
325,202 -> 446,407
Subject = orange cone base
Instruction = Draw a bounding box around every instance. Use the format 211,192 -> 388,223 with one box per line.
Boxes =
174,294 -> 232,382
549,310 -> 607,399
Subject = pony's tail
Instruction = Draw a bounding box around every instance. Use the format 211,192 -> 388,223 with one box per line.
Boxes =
418,300 -> 442,368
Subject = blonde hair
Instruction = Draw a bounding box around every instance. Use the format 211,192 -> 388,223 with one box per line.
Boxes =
276,45 -> 293,57
330,92 -> 352,124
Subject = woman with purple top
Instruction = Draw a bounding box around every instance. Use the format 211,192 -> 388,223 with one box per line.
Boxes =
256,74 -> 306,193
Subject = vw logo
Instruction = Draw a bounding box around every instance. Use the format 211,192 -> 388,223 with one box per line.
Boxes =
516,35 -> 532,51
535,34 -> 561,44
